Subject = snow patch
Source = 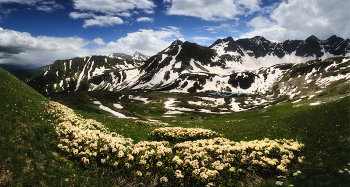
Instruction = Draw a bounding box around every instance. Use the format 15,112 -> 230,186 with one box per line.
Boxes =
113,103 -> 123,109
92,66 -> 109,77
93,100 -> 135,119
164,98 -> 194,114
75,56 -> 91,91
129,96 -> 151,104
59,80 -> 64,90
230,100 -> 244,112
292,99 -> 302,103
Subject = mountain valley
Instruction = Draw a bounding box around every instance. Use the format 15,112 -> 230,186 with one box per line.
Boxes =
26,35 -> 350,118
1,35 -> 350,186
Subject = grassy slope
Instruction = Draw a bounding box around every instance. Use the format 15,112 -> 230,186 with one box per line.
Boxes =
76,94 -> 350,186
0,68 -> 123,186
1,65 -> 349,186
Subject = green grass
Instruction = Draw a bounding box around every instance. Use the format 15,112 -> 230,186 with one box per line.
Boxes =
65,94 -> 350,186
1,66 -> 350,186
0,68 -> 145,186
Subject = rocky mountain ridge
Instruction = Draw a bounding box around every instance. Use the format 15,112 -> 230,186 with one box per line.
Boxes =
108,51 -> 149,61
27,35 -> 350,102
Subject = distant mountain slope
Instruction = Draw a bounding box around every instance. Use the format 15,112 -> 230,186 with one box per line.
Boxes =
108,51 -> 149,61
0,63 -> 46,71
10,65 -> 51,80
209,35 -> 349,69
27,35 -> 350,99
27,55 -> 143,94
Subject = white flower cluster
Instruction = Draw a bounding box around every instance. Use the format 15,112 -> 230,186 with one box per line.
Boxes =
151,127 -> 221,141
135,120 -> 170,127
172,137 -> 304,179
47,101 -> 172,169
47,101 -> 305,186
339,168 -> 350,174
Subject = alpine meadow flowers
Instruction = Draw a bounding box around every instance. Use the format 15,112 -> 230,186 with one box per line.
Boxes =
46,101 -> 305,186
151,127 -> 221,142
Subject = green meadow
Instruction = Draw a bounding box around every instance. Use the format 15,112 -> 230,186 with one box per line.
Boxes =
1,66 -> 349,186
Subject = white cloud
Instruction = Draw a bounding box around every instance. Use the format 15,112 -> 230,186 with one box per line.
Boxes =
242,0 -> 350,41
92,38 -> 106,46
178,37 -> 186,42
0,0 -> 41,5
94,27 -> 182,56
198,23 -> 238,33
165,0 -> 260,21
0,0 -> 64,12
36,1 -> 64,12
116,12 -> 132,17
136,17 -> 154,22
0,27 -> 183,65
71,0 -> 156,27
246,16 -> 273,29
69,12 -> 94,19
72,0 -> 156,14
192,36 -> 215,46
83,15 -> 124,28
0,28 -> 90,65
0,7 -> 17,21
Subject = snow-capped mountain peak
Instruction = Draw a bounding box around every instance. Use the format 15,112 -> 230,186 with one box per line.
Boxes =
27,35 -> 350,99
109,51 -> 149,61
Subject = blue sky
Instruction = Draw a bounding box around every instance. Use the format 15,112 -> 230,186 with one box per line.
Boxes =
0,0 -> 349,66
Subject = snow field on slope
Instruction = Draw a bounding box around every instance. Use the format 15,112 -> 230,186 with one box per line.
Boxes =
93,100 -> 135,119
75,56 -> 91,91
146,46 -> 182,87
128,95 -> 151,104
315,58 -> 350,88
113,103 -> 123,109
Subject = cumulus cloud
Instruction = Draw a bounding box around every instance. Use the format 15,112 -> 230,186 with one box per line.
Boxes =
92,38 -> 106,46
0,28 -> 90,65
242,0 -> 350,41
136,17 -> 154,22
94,27 -> 182,56
0,27 -> 183,65
165,0 -> 260,21
83,15 -> 124,28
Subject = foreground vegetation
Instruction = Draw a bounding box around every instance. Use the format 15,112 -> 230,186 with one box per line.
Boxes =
1,67 -> 349,186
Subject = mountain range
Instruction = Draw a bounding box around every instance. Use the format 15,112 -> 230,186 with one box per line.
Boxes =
0,63 -> 46,71
27,35 -> 350,100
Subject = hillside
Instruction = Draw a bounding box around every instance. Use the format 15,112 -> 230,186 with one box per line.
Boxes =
0,67 -> 62,185
9,65 -> 50,81
0,67 -> 130,186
